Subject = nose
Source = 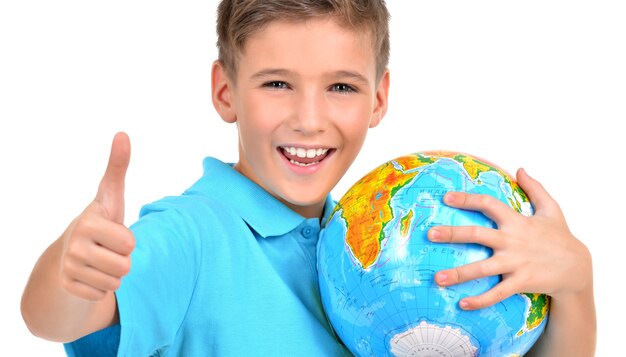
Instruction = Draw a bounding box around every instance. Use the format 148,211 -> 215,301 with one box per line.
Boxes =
289,90 -> 329,135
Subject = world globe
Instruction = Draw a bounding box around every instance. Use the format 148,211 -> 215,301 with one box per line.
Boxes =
317,151 -> 549,356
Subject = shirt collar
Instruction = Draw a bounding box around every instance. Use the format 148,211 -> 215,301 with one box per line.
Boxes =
187,157 -> 334,238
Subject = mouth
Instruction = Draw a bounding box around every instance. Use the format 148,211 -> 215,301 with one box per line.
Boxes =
279,146 -> 333,167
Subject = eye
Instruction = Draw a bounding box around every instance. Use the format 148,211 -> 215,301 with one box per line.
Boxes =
263,81 -> 290,89
330,83 -> 356,93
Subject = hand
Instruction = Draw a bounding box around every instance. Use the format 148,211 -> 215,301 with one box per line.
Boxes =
59,132 -> 135,301
427,168 -> 592,310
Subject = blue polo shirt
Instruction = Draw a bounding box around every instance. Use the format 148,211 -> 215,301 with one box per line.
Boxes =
65,157 -> 350,356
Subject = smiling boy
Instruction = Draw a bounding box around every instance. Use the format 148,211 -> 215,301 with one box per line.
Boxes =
21,1 -> 388,355
213,16 -> 388,219
21,1 -> 595,356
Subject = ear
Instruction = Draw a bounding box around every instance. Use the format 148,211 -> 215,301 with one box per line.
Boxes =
211,60 -> 237,123
369,69 -> 390,129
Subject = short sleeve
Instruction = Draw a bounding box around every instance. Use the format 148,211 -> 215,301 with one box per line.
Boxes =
113,198 -> 204,356
64,324 -> 120,357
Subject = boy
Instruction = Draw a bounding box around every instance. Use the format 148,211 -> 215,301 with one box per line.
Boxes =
21,0 -> 595,356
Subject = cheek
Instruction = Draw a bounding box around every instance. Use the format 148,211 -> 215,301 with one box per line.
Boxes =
240,94 -> 290,134
237,110 -> 270,139
339,107 -> 374,139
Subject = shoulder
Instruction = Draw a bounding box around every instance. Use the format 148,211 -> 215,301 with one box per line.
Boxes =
136,156 -> 240,226
133,192 -> 236,237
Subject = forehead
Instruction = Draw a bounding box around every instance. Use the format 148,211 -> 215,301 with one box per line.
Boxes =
236,18 -> 376,79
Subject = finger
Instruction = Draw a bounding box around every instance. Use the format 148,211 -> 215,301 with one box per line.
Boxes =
516,168 -> 559,214
61,279 -> 107,301
458,278 -> 518,310
92,222 -> 135,256
443,191 -> 516,224
434,257 -> 506,287
83,243 -> 132,278
96,132 -> 131,223
428,225 -> 504,250
65,262 -> 123,293
73,214 -> 135,256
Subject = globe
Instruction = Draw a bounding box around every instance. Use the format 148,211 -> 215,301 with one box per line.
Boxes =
317,151 -> 549,357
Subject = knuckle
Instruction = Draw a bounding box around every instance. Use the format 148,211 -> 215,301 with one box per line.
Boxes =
453,267 -> 463,283
479,259 -> 496,276
107,278 -> 122,291
122,235 -> 136,254
62,260 -> 78,277
494,288 -> 507,303
478,194 -> 493,207
119,258 -> 132,276
60,277 -> 73,292
65,242 -> 89,262
64,241 -> 80,257
468,226 -> 481,240
477,263 -> 489,277
446,226 -> 455,243
485,286 -> 509,308
460,193 -> 470,206
74,215 -> 96,234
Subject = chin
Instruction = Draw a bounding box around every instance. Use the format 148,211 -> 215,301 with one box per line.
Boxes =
283,194 -> 325,208
279,190 -> 328,216
278,179 -> 328,201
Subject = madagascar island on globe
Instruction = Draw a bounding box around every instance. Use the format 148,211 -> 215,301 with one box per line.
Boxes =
317,151 -> 549,357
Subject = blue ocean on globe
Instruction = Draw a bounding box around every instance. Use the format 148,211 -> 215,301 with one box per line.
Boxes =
317,152 -> 549,357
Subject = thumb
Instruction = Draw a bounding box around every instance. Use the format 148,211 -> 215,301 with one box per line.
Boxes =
516,168 -> 559,215
95,132 -> 131,223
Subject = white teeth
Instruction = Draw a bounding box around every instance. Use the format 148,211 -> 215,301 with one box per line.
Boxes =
281,146 -> 330,167
289,159 -> 320,167
282,146 -> 329,159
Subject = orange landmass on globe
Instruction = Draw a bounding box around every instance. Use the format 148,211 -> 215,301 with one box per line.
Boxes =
400,210 -> 414,237
336,155 -> 429,269
333,152 -> 530,270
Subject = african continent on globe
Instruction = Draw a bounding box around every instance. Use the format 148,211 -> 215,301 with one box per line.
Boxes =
317,151 -> 549,357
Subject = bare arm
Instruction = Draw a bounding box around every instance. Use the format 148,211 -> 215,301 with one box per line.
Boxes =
21,236 -> 119,342
526,248 -> 596,356
21,132 -> 134,342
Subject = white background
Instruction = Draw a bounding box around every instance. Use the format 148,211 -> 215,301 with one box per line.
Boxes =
1,1 -> 624,355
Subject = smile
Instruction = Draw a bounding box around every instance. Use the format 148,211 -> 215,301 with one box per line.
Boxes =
281,146 -> 331,166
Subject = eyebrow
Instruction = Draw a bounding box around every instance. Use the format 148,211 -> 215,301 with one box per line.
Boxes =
333,70 -> 371,87
249,68 -> 371,86
249,68 -> 291,82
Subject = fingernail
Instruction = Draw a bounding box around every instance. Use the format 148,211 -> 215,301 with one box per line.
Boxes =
459,299 -> 470,309
436,272 -> 447,285
444,192 -> 456,204
429,228 -> 441,241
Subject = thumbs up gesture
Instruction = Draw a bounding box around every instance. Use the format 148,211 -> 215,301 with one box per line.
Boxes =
59,132 -> 135,301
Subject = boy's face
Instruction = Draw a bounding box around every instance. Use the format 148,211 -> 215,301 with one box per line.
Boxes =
212,18 -> 389,219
